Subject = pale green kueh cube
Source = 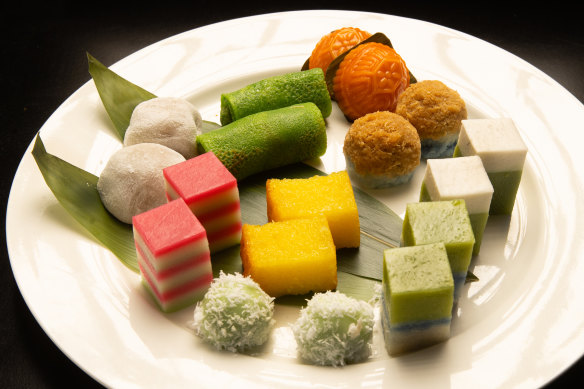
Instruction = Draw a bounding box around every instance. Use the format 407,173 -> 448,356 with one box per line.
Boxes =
401,200 -> 475,301
453,118 -> 527,215
419,156 -> 493,255
381,243 -> 454,355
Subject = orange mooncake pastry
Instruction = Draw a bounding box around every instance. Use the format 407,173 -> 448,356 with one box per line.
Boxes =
308,27 -> 372,73
333,42 -> 410,121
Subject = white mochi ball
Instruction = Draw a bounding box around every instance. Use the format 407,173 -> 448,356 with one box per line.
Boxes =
97,143 -> 186,224
123,97 -> 203,159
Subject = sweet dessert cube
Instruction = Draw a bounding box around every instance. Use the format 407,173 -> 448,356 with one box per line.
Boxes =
240,217 -> 337,297
163,151 -> 242,253
419,156 -> 493,255
266,171 -> 360,248
132,198 -> 213,312
401,200 -> 475,300
454,118 -> 527,214
381,243 -> 454,355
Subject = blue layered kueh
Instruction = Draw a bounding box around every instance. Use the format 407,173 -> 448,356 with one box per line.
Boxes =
421,135 -> 458,159
345,157 -> 415,189
380,291 -> 452,356
453,272 -> 467,303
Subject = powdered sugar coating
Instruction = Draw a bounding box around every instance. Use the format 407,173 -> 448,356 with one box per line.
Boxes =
97,143 -> 185,224
124,97 -> 203,159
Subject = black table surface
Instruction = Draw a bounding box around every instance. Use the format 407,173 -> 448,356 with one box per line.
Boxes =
2,2 -> 583,388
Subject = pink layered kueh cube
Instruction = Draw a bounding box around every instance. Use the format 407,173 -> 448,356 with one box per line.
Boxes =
163,151 -> 242,253
132,198 -> 213,312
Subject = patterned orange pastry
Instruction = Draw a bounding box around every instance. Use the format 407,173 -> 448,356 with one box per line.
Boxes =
308,27 -> 372,73
333,42 -> 410,121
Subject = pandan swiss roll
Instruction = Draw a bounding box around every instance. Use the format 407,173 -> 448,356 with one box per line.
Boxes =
197,102 -> 327,181
219,68 -> 332,125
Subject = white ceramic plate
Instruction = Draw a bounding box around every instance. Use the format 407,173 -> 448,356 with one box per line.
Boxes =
7,10 -> 584,389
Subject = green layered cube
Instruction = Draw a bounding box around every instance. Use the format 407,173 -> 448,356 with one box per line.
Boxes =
454,118 -> 527,215
381,243 -> 454,355
383,243 -> 454,325
402,200 -> 474,301
420,156 -> 493,255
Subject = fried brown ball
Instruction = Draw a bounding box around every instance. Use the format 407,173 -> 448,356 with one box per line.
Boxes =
343,111 -> 421,188
395,80 -> 467,141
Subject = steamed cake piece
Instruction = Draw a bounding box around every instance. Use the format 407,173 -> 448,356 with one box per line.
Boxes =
401,200 -> 475,301
381,243 -> 454,355
420,156 -> 493,255
97,143 -> 186,224
163,152 -> 241,253
454,118 -> 527,214
266,171 -> 360,248
124,97 -> 203,159
396,80 -> 467,159
132,198 -> 213,312
240,217 -> 337,298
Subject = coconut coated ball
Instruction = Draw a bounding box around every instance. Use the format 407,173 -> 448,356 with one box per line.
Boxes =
97,143 -> 185,224
292,291 -> 374,366
124,97 -> 203,159
192,272 -> 275,352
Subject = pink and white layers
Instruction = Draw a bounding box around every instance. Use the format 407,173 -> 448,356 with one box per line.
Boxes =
132,198 -> 213,312
163,152 -> 242,253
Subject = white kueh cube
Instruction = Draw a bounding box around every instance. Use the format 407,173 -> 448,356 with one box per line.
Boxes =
454,118 -> 527,214
420,156 -> 493,255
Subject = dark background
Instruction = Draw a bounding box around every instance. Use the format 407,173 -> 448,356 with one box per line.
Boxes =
2,2 -> 583,387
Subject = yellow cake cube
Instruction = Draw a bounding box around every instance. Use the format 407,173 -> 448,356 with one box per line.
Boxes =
266,171 -> 360,248
240,217 -> 337,297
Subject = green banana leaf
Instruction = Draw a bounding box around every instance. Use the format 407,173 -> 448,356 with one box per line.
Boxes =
31,54 -> 475,304
32,135 -> 138,272
88,52 -> 224,140
87,53 -> 156,140
32,135 -> 399,298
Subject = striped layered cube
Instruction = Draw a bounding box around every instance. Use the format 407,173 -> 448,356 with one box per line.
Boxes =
420,156 -> 493,255
132,198 -> 213,312
454,118 -> 527,215
163,151 -> 242,253
381,243 -> 454,356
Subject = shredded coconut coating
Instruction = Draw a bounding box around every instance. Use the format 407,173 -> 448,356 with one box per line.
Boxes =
124,97 -> 203,159
343,111 -> 420,177
395,80 -> 467,140
192,272 -> 275,352
97,143 -> 185,224
292,291 -> 374,366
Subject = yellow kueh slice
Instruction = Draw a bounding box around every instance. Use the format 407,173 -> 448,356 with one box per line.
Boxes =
266,171 -> 360,248
240,217 -> 337,298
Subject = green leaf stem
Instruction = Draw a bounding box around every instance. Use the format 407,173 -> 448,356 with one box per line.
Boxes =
32,135 -> 138,272
87,53 -> 156,140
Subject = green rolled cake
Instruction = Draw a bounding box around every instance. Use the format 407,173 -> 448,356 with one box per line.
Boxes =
197,102 -> 327,181
381,243 -> 454,355
219,68 -> 332,125
401,200 -> 475,301
453,118 -> 527,215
